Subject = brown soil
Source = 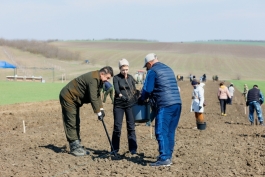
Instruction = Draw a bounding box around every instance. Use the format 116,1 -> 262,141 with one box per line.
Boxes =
0,81 -> 264,177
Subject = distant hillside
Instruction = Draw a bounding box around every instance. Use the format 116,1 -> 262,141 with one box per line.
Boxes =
1,41 -> 265,82
51,41 -> 265,81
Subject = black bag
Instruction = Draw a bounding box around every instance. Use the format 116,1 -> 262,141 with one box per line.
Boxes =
226,97 -> 231,104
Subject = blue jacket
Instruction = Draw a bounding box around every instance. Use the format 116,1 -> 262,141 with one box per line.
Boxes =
141,62 -> 181,108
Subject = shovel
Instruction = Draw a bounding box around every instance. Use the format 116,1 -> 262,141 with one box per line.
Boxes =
101,119 -> 117,157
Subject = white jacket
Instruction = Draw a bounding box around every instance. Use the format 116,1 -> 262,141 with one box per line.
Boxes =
228,86 -> 235,96
191,84 -> 205,113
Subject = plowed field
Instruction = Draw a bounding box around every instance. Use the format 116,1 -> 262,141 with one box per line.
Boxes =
1,81 -> 264,177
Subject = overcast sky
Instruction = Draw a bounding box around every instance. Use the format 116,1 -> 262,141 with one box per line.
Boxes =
0,0 -> 264,42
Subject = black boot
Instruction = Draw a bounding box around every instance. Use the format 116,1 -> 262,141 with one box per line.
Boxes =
69,140 -> 89,156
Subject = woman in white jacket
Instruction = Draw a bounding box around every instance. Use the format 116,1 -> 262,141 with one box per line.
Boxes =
191,80 -> 205,123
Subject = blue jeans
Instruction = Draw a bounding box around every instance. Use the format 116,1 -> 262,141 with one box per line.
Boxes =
155,104 -> 182,161
248,101 -> 263,123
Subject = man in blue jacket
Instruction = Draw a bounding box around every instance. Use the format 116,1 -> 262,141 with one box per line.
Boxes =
246,85 -> 264,125
138,53 -> 182,166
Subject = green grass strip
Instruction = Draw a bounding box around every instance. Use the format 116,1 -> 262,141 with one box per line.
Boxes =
229,80 -> 265,95
0,81 -> 66,105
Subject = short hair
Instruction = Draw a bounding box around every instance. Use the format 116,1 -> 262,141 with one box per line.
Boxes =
253,85 -> 258,88
99,66 -> 114,77
220,82 -> 224,86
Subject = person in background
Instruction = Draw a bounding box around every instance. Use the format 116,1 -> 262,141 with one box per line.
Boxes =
242,84 -> 248,101
111,58 -> 138,155
228,83 -> 235,105
246,85 -> 264,126
138,53 -> 182,167
103,81 -> 114,104
202,74 -> 206,82
189,74 -> 193,82
191,79 -> 205,126
217,82 -> 231,116
59,66 -> 114,156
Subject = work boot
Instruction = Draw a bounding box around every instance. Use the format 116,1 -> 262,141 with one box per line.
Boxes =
250,122 -> 254,126
260,121 -> 264,126
69,140 -> 89,156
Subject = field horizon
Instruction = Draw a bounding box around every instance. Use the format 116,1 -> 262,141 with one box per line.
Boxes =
1,41 -> 265,82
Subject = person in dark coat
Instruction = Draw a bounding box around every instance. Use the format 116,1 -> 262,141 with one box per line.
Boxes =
138,53 -> 182,167
246,85 -> 264,125
59,66 -> 114,156
111,58 -> 138,155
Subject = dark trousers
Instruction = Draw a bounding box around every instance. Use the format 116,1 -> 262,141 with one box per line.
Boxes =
111,106 -> 137,152
219,99 -> 227,114
60,95 -> 80,142
228,96 -> 233,104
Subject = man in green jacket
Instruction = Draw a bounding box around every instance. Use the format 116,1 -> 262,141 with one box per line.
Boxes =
59,66 -> 114,156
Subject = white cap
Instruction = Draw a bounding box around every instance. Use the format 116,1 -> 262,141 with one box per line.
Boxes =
143,53 -> 157,67
119,58 -> 129,68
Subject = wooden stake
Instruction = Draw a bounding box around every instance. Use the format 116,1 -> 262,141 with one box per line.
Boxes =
244,106 -> 246,114
150,122 -> 152,139
23,120 -> 26,133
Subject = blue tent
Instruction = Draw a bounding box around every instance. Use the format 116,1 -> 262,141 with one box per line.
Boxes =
0,61 -> 16,68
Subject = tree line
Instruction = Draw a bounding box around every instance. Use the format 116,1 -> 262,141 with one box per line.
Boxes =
0,38 -> 81,61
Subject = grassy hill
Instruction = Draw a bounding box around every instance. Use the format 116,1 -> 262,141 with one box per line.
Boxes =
1,41 -> 265,83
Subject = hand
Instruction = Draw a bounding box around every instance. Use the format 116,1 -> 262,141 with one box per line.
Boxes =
121,96 -> 128,102
138,98 -> 145,105
246,102 -> 249,107
101,110 -> 105,117
199,106 -> 202,110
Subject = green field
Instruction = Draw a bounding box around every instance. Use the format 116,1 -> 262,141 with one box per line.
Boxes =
195,41 -> 265,47
229,80 -> 265,95
0,81 -> 66,105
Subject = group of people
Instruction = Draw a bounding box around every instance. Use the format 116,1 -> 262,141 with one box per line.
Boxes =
189,74 -> 207,83
58,52 -> 264,168
216,82 -> 264,126
59,53 -> 182,167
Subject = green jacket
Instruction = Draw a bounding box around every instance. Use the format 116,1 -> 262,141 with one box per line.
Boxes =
60,70 -> 103,113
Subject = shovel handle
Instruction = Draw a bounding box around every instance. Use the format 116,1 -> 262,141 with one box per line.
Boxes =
102,119 -> 117,156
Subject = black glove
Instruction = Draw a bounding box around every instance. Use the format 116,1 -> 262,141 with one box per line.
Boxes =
199,106 -> 202,110
138,98 -> 145,105
101,110 -> 105,117
121,96 -> 128,102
